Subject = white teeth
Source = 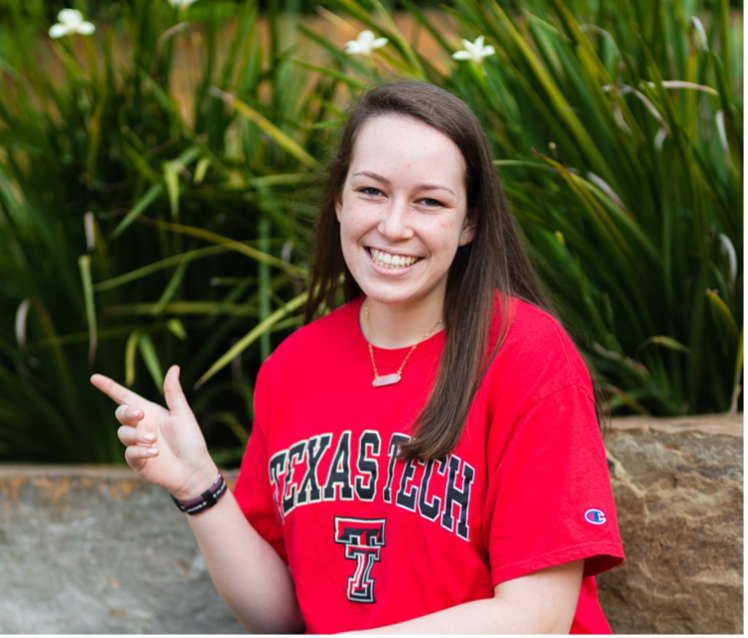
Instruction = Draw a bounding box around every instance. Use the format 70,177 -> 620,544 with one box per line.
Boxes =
370,248 -> 418,269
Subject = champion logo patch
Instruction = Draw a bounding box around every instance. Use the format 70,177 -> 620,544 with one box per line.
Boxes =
584,508 -> 607,525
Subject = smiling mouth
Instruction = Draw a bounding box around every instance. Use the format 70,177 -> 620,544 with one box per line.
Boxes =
368,247 -> 421,269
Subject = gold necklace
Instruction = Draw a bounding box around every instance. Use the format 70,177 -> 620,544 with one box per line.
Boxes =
364,299 -> 443,387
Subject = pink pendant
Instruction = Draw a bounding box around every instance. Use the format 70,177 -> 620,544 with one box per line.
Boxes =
372,373 -> 401,387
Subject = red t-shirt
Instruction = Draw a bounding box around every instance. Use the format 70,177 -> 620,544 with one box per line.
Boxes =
233,296 -> 624,633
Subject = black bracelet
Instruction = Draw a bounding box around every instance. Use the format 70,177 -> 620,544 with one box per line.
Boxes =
171,473 -> 228,515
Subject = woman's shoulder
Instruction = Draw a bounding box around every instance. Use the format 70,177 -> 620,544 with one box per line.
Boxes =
500,296 -> 574,343
489,294 -> 593,396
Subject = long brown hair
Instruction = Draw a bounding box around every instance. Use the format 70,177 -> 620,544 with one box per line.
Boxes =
305,81 -> 603,460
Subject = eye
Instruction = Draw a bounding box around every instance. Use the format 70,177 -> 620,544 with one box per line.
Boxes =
358,187 -> 383,197
419,198 -> 445,208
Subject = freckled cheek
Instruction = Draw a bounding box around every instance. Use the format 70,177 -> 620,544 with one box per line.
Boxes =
340,224 -> 367,256
342,212 -> 377,241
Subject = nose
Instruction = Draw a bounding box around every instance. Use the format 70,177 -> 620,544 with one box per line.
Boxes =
377,198 -> 414,240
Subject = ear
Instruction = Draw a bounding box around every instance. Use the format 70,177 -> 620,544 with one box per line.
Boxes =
335,191 -> 343,222
459,214 -> 476,246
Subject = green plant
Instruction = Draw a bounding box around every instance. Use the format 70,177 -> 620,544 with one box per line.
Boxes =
0,0 -> 336,463
0,0 -> 742,465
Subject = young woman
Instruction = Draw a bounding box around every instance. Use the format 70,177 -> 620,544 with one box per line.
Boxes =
91,81 -> 624,634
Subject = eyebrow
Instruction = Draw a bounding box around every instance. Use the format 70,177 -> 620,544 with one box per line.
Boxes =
352,171 -> 457,197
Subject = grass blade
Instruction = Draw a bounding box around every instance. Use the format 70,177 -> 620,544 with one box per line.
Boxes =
209,86 -> 319,168
195,292 -> 308,389
138,332 -> 164,394
113,183 -> 164,238
78,255 -> 97,367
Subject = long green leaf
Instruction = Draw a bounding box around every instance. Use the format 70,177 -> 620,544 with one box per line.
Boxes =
195,292 -> 308,389
125,329 -> 141,386
113,183 -> 164,238
706,289 -> 738,340
488,0 -> 618,189
78,255 -> 97,367
151,250 -> 192,317
138,332 -> 164,394
209,86 -> 319,168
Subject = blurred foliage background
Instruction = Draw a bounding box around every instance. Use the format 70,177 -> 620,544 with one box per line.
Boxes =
0,0 -> 742,464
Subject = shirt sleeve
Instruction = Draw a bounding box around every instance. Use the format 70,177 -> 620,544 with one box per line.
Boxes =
484,382 -> 624,586
232,362 -> 288,563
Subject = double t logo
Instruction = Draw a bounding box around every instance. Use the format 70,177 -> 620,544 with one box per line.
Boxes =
334,517 -> 387,603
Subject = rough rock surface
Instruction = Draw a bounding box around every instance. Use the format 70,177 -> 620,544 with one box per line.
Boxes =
0,467 -> 245,634
598,414 -> 743,634
0,414 -> 742,633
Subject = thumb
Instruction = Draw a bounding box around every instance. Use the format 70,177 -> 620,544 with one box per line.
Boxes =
164,365 -> 190,415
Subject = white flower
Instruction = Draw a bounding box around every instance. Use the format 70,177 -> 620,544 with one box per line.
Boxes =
49,9 -> 95,38
167,0 -> 200,9
452,35 -> 495,64
344,30 -> 388,56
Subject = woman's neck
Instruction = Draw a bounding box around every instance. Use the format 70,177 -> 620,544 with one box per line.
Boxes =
360,296 -> 445,349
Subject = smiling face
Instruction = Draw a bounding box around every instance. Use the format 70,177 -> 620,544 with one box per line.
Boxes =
335,114 -> 475,317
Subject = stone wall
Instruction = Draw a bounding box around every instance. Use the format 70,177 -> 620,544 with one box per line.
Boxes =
0,415 -> 742,633
598,415 -> 743,634
0,466 -> 244,633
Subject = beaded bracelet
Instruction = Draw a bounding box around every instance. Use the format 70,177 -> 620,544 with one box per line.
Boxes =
170,473 -> 228,515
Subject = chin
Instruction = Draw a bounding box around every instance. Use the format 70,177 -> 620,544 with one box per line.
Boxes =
359,286 -> 411,305
360,284 -> 445,312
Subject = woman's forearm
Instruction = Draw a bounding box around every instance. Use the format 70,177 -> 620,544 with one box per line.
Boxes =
353,597 -> 566,635
185,490 -> 304,634
354,560 -> 583,635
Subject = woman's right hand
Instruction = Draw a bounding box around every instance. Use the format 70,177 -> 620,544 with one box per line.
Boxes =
90,365 -> 218,501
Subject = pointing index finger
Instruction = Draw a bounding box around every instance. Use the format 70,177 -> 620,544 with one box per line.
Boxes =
90,373 -> 142,406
